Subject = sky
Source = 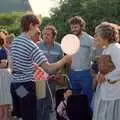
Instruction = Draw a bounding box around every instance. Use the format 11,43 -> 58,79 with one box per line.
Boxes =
28,0 -> 59,17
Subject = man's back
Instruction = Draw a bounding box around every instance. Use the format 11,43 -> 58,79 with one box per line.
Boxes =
10,34 -> 47,82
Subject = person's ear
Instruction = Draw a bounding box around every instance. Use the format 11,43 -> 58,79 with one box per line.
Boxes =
29,23 -> 34,30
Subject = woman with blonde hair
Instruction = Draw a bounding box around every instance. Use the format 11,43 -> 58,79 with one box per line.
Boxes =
93,22 -> 120,120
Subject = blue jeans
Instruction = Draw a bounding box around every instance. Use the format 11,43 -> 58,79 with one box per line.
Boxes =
68,69 -> 93,104
37,80 -> 56,120
37,98 -> 51,120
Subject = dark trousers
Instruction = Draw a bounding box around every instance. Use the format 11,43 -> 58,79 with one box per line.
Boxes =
11,81 -> 36,120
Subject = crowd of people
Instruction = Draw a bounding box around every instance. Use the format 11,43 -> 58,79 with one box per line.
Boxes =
0,12 -> 120,120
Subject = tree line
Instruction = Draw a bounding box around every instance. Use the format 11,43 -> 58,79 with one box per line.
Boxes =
0,0 -> 119,41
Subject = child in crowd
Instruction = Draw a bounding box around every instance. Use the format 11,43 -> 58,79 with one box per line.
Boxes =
91,55 -> 115,89
57,89 -> 72,120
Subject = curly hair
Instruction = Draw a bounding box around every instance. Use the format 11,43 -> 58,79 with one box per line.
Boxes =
0,32 -> 6,46
43,25 -> 57,37
95,22 -> 119,43
68,16 -> 86,30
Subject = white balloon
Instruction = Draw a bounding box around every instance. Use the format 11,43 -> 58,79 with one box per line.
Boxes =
61,34 -> 80,55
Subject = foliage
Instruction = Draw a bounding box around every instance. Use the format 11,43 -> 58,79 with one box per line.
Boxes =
0,0 -> 119,40
43,0 -> 120,41
0,12 -> 24,35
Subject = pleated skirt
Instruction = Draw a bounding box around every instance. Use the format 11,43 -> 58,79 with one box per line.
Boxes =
93,86 -> 120,120
0,69 -> 12,105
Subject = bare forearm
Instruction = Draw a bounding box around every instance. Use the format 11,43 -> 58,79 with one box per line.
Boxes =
41,55 -> 69,73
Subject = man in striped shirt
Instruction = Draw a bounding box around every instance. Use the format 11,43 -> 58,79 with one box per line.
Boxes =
10,13 -> 70,120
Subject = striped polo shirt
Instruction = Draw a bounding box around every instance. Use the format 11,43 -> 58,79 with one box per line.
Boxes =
9,34 -> 47,83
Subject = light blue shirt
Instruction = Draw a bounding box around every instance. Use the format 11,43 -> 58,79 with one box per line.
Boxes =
37,41 -> 64,74
71,32 -> 94,71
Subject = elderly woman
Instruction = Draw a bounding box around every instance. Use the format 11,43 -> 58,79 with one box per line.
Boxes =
92,22 -> 120,120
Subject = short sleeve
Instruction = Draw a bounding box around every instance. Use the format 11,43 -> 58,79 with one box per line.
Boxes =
31,46 -> 48,65
59,48 -> 64,60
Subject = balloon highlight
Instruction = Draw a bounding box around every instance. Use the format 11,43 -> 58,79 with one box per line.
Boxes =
61,34 -> 80,55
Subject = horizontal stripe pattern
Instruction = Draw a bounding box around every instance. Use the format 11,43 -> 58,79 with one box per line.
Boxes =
10,34 -> 47,83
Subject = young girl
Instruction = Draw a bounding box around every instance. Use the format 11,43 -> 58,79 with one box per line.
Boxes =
0,32 -> 12,120
57,89 -> 72,120
92,22 -> 120,120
